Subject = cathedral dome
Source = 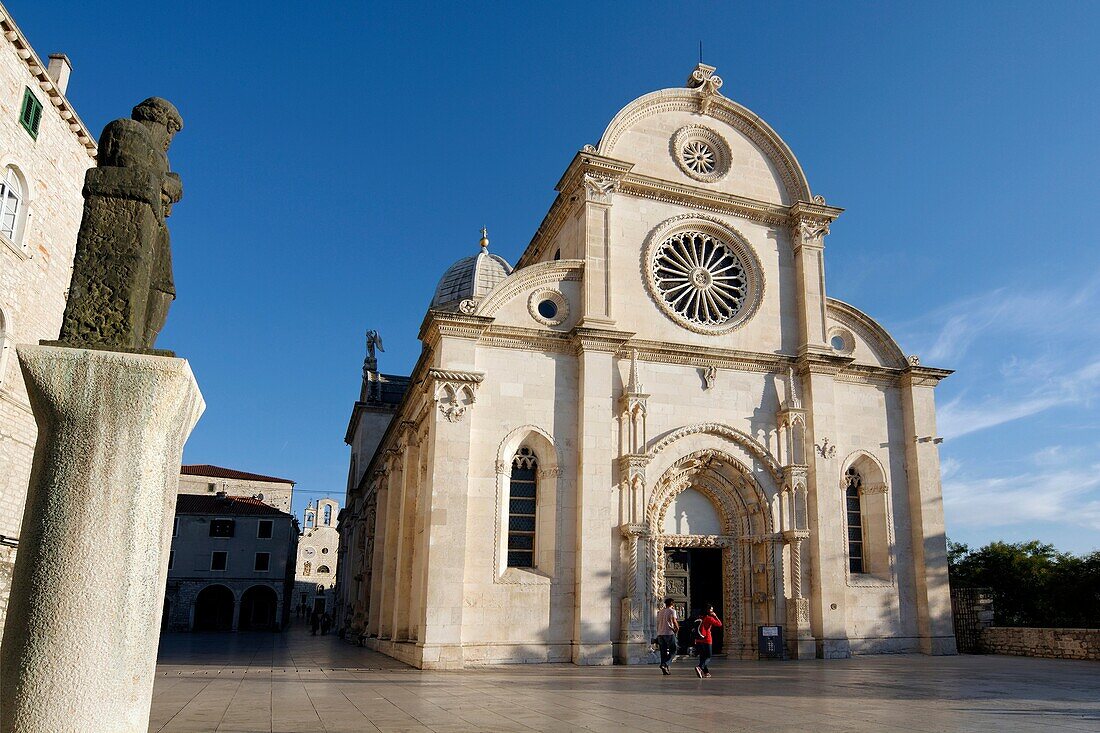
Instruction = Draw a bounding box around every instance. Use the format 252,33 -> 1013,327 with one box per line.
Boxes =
430,229 -> 513,311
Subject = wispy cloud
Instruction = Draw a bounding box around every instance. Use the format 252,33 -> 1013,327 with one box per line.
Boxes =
938,358 -> 1100,438
943,458 -> 1100,532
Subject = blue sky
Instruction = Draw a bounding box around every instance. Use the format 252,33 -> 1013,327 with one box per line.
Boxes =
17,2 -> 1099,553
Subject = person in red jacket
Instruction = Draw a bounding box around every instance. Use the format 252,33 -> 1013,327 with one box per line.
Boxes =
693,606 -> 723,678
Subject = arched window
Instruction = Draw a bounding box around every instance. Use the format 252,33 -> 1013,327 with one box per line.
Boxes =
317,565 -> 330,574
323,504 -> 332,526
0,167 -> 24,244
303,561 -> 311,576
845,466 -> 865,573
507,447 -> 538,568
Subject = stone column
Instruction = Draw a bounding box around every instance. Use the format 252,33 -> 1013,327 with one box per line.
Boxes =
1,345 -> 203,733
375,461 -> 401,640
900,368 -> 957,655
800,358 -> 851,658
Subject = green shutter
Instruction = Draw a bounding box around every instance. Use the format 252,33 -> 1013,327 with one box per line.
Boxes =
19,87 -> 42,140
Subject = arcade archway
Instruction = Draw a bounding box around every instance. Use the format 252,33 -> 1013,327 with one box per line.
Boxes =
193,584 -> 234,631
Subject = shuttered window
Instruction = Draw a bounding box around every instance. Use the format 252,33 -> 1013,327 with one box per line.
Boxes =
19,88 -> 42,140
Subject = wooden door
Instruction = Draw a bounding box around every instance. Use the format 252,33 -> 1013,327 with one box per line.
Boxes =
664,549 -> 690,650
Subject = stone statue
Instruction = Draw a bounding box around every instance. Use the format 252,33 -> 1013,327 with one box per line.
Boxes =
366,329 -> 384,361
55,97 -> 184,354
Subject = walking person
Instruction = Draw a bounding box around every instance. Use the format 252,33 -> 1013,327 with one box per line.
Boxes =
309,608 -> 320,636
320,612 -> 332,636
693,605 -> 723,678
655,598 -> 679,675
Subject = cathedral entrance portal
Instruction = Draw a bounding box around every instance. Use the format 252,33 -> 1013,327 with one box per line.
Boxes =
663,547 -> 724,654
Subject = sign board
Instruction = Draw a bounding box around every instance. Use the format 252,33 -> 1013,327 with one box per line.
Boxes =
758,625 -> 784,659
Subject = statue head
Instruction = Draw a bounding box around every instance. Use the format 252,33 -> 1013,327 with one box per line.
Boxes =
131,97 -> 183,152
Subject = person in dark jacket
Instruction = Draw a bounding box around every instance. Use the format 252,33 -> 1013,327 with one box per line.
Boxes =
693,606 -> 723,678
310,609 -> 320,636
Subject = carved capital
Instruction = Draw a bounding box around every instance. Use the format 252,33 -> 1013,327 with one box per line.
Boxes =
582,172 -> 620,205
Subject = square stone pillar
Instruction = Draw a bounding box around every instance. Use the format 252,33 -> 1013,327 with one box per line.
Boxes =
900,368 -> 957,655
800,358 -> 851,658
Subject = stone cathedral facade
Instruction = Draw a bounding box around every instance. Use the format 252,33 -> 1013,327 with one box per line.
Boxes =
338,64 -> 956,669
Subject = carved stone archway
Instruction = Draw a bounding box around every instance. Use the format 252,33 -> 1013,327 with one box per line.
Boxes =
620,448 -> 781,661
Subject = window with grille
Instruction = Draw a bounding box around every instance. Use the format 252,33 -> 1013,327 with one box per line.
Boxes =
19,88 -> 42,140
507,447 -> 538,568
845,467 -> 865,573
209,518 -> 235,537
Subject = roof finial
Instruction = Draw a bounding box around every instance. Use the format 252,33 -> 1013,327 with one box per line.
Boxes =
479,226 -> 489,250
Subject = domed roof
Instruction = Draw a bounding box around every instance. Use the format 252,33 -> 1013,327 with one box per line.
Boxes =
430,229 -> 513,311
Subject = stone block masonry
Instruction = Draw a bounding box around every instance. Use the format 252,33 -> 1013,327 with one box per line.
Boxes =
979,627 -> 1099,661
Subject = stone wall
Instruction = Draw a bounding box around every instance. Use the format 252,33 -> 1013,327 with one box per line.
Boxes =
0,12 -> 97,626
979,627 -> 1100,661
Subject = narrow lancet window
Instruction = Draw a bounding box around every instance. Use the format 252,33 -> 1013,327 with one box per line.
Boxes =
507,447 -> 538,568
845,466 -> 865,573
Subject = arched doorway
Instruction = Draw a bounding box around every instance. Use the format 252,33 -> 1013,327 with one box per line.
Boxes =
645,449 -> 778,659
193,585 -> 235,631
239,585 -> 279,631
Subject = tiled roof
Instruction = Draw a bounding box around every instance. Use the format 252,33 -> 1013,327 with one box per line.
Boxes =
175,494 -> 291,517
181,465 -> 295,485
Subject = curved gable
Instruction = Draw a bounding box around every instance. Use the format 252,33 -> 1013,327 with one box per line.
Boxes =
597,81 -> 812,205
826,298 -> 907,368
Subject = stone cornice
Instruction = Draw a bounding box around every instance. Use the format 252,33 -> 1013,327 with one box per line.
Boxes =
571,326 -> 635,354
418,312 -> 493,348
0,4 -> 96,156
478,325 -> 575,354
620,172 -> 792,227
900,366 -> 953,388
625,338 -> 788,373
426,368 -> 484,385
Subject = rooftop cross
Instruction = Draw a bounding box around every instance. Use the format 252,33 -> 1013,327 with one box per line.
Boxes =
479,227 -> 489,250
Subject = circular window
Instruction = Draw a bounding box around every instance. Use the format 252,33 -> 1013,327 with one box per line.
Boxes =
303,547 -> 316,559
537,299 -> 557,320
321,547 -> 329,554
643,216 -> 763,335
829,327 -> 855,355
671,126 -> 731,183
528,288 -> 568,326
653,232 -> 745,327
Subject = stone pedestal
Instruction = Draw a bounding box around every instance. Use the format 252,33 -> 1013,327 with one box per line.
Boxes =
0,345 -> 204,733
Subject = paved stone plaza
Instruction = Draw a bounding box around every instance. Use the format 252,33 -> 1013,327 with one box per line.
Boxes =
149,624 -> 1099,733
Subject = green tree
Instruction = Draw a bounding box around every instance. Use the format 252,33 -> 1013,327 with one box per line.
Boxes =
947,540 -> 1099,628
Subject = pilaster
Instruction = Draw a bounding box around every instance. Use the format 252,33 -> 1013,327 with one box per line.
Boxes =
789,201 -> 842,356
556,154 -> 631,327
900,367 -> 957,655
571,326 -> 632,664
799,354 -> 851,658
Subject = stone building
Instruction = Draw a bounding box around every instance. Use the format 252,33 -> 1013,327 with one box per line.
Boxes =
163,493 -> 298,632
338,64 -> 957,669
293,498 -> 340,617
179,464 -> 295,513
0,3 -> 98,624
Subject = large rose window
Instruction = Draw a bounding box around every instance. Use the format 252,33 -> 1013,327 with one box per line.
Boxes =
652,231 -> 746,328
644,217 -> 762,334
